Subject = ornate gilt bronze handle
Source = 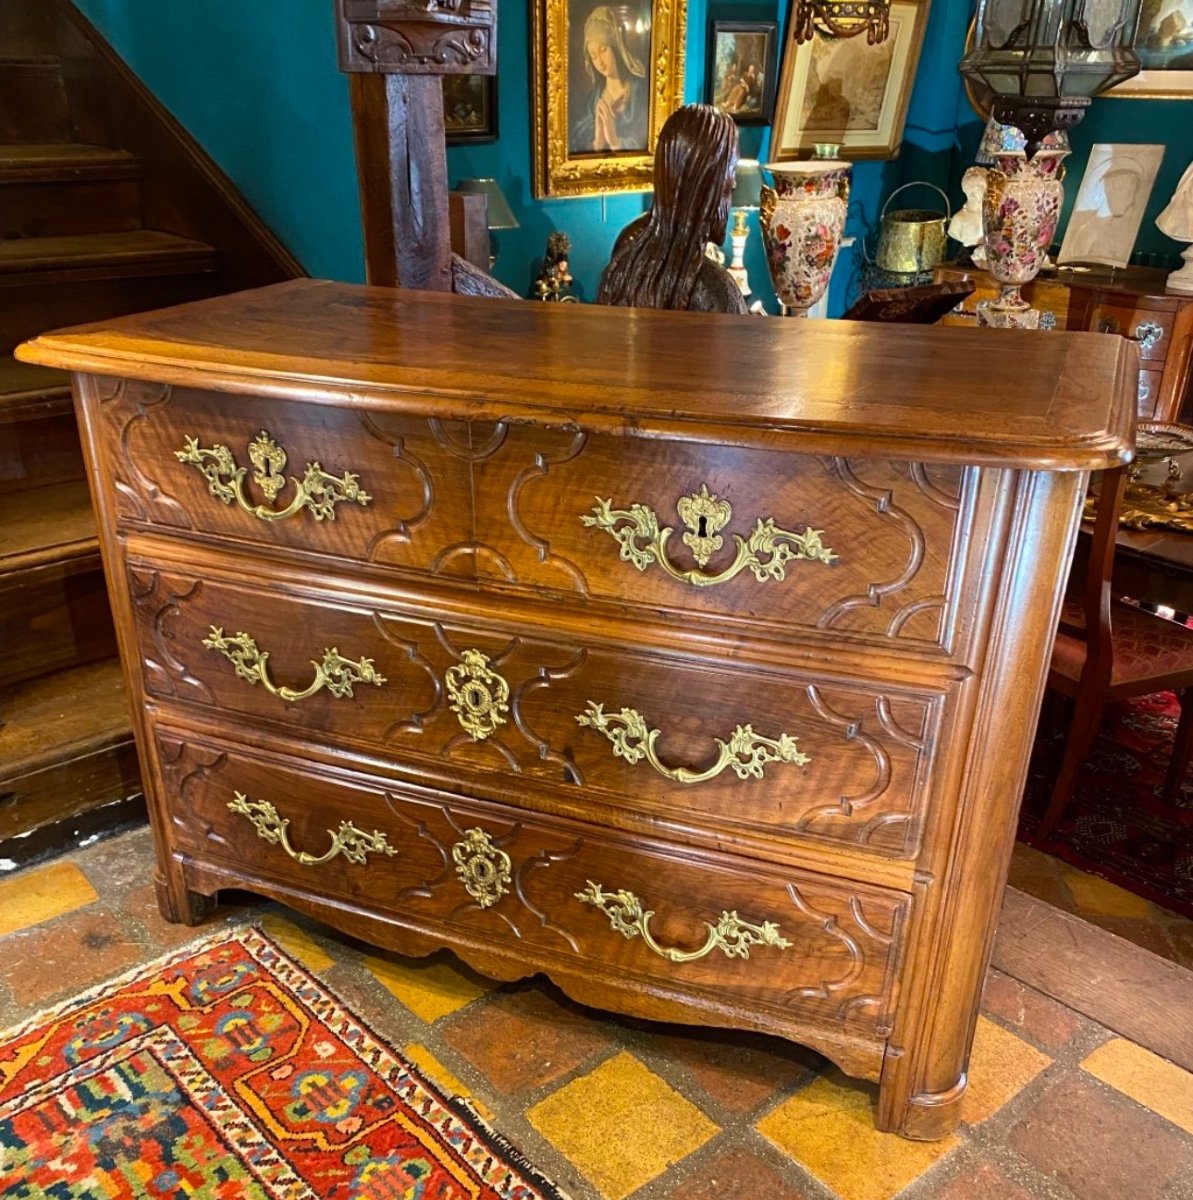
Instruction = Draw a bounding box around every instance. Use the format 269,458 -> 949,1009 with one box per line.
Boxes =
228,792 -> 397,866
176,430 -> 371,522
576,881 -> 791,963
581,484 -> 835,587
577,701 -> 809,784
202,626 -> 386,702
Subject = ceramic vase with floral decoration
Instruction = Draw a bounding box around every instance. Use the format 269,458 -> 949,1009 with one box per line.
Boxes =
760,147 -> 851,317
979,120 -> 1070,330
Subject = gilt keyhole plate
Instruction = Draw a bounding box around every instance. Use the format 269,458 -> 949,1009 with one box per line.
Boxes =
445,649 -> 510,741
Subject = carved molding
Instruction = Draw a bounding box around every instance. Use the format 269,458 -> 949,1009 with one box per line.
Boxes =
337,0 -> 496,75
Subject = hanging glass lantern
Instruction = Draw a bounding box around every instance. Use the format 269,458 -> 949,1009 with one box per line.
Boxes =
791,1 -> 892,45
960,0 -> 1143,152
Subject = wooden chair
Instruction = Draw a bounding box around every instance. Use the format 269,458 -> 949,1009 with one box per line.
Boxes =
1038,466 -> 1193,838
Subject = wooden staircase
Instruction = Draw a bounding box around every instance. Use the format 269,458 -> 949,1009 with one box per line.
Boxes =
0,0 -> 301,867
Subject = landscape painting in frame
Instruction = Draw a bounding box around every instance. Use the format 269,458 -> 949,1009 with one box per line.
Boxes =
770,0 -> 930,160
708,20 -> 778,125
532,0 -> 688,198
1112,0 -> 1193,98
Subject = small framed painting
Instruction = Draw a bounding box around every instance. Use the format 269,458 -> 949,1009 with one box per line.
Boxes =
443,74 -> 497,144
1110,0 -> 1193,99
771,0 -> 930,160
707,20 -> 779,125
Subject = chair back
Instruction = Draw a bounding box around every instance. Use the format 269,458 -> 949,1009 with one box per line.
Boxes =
1057,466 -> 1128,688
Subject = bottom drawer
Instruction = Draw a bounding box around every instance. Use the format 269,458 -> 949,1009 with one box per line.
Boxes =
157,723 -> 910,1045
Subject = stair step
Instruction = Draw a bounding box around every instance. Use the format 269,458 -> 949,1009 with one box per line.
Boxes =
0,230 -> 219,352
0,658 -> 139,849
0,144 -> 143,238
0,5 -> 60,58
0,355 -> 72,423
0,142 -> 138,182
0,479 -> 98,573
0,58 -> 72,144
0,230 -> 214,276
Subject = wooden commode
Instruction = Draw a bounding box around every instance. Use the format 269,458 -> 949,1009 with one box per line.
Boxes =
17,280 -> 1135,1140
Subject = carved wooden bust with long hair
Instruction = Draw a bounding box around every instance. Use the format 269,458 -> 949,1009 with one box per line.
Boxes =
598,103 -> 746,314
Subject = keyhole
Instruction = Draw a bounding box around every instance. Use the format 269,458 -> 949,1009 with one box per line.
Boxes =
697,516 -> 708,537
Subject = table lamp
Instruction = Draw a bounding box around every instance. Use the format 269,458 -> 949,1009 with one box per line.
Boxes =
1157,162 -> 1193,294
727,159 -> 762,299
454,178 -> 519,267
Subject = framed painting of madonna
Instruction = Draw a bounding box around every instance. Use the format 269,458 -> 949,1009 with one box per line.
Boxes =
532,0 -> 688,198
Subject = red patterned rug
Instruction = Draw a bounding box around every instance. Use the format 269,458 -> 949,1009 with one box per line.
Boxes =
0,926 -> 569,1199
1020,690 -> 1193,921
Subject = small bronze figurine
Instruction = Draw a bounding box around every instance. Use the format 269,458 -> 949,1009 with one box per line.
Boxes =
533,232 -> 577,301
598,104 -> 746,314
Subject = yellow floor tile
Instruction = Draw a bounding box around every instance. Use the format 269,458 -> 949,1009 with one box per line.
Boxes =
529,1051 -> 717,1200
1063,870 -> 1154,919
962,1015 -> 1052,1125
756,1072 -> 958,1200
259,914 -> 335,972
1082,1039 -> 1193,1135
404,1042 -> 492,1120
0,861 -> 97,938
363,953 -> 488,1022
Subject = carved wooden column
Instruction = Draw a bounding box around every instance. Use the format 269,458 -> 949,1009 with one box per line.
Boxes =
335,1 -> 497,291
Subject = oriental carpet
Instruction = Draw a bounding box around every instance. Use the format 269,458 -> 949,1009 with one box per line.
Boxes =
0,926 -> 569,1199
1020,690 -> 1193,922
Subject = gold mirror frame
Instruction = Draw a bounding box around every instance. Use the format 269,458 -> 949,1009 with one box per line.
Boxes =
531,0 -> 688,198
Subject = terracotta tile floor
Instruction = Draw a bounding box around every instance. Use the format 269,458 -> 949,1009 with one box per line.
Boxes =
4,827 -> 1193,1200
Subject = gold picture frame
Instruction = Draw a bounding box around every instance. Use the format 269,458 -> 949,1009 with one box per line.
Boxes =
770,0 -> 930,162
1112,1 -> 1193,99
531,0 -> 688,199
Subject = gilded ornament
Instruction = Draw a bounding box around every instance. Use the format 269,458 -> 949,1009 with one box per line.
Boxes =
452,827 -> 512,907
228,791 -> 397,866
576,880 -> 792,963
445,649 -> 510,740
582,487 -> 835,587
577,701 -> 810,785
202,626 -> 386,702
175,430 -> 371,522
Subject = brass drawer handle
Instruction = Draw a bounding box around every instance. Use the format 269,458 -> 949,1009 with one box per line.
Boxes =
576,880 -> 792,963
228,791 -> 397,866
582,483 -> 835,588
203,626 -> 386,702
176,430 -> 371,522
1134,321 -> 1164,352
577,701 -> 809,784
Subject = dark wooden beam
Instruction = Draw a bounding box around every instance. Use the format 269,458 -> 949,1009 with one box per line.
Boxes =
993,886 -> 1193,1072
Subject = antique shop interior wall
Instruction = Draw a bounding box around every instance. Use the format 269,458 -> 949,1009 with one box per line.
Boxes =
73,0 -> 1189,313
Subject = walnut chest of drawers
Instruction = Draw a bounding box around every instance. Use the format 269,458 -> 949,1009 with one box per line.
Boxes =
17,279 -> 1135,1140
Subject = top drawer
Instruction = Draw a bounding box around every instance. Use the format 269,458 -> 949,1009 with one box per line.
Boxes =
1089,304 -> 1172,365
92,377 -> 982,657
90,377 -> 476,581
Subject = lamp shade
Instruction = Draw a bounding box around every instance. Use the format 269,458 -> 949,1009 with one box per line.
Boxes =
731,159 -> 762,210
454,178 -> 519,230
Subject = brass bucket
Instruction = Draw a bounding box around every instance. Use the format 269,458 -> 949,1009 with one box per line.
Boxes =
875,182 -> 951,274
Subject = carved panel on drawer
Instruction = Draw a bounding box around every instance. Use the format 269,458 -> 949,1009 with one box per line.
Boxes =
131,563 -> 942,857
95,379 -> 474,580
466,426 -> 971,652
159,729 -> 908,1039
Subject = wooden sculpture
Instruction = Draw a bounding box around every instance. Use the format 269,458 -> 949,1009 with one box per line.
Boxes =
599,104 -> 746,314
335,0 -> 514,299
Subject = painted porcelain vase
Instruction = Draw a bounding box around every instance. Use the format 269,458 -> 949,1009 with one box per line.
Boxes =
760,154 -> 851,316
979,121 -> 1070,330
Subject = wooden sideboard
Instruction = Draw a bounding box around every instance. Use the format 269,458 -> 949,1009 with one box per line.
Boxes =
935,264 -> 1193,424
17,281 -> 1134,1140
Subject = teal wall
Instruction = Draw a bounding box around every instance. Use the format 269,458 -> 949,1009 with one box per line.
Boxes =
74,0 -> 1190,311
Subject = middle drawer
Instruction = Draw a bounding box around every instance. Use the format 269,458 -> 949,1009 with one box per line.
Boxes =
128,558 -> 945,859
